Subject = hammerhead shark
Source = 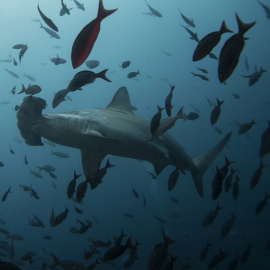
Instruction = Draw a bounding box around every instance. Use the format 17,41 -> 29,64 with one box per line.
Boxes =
17,87 -> 231,197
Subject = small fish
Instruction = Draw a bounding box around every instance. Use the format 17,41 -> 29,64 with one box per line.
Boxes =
18,84 -> 41,95
155,216 -> 166,224
200,241 -> 213,261
147,171 -> 157,180
12,44 -> 26,49
244,55 -> 249,70
196,67 -> 208,74
24,154 -> 28,165
40,23 -> 60,39
161,51 -> 172,56
74,203 -> 83,214
191,72 -> 209,81
38,5 -> 58,32
209,52 -> 218,60
232,175 -> 241,201
67,171 -> 82,199
240,244 -> 252,266
182,24 -> 199,42
150,105 -> 163,135
5,68 -> 19,78
170,196 -> 179,204
132,188 -> 139,199
127,70 -> 140,78
255,193 -> 270,215
178,9 -> 195,27
49,54 -> 67,65
43,235 -> 52,240
2,186 -> 12,202
11,85 -> 16,95
230,92 -> 240,99
208,248 -> 229,269
71,0 -> 117,68
10,147 -> 15,154
52,88 -> 69,108
237,119 -> 256,135
145,0 -> 162,17
193,21 -> 232,61
186,112 -> 200,120
203,202 -> 223,227
51,149 -> 70,158
60,0 -> 72,15
120,60 -> 131,69
143,193 -> 147,208
221,212 -> 237,237
0,59 -> 12,63
211,98 -> 224,125
168,168 -> 180,191
30,170 -> 43,179
13,58 -> 17,66
123,213 -> 134,218
85,60 -> 100,69
48,171 -> 57,179
0,162 -> 4,167
242,66 -> 267,86
73,0 -> 85,11
218,14 -> 256,82
33,214 -> 45,227
50,206 -> 69,227
257,0 -> 270,20
165,84 -> 175,117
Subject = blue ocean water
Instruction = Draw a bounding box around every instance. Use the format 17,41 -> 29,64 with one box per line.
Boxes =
0,0 -> 270,269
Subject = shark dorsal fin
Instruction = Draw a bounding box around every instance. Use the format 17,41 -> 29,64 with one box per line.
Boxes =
106,86 -> 135,114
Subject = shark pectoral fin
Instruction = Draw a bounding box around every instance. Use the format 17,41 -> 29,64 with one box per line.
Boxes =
81,150 -> 106,178
153,163 -> 167,175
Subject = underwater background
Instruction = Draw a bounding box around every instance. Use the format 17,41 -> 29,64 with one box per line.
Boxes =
0,0 -> 270,269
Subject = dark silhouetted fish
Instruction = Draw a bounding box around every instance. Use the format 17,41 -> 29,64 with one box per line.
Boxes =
221,212 -> 237,237
73,0 -> 85,11
5,68 -> 19,78
182,25 -> 199,42
150,105 -> 163,135
50,206 -> 69,227
186,112 -> 199,120
40,23 -> 60,39
49,54 -> 67,65
240,244 -> 252,266
67,171 -> 82,199
193,21 -> 232,61
71,0 -> 117,68
203,202 -> 223,227
74,203 -> 83,214
224,167 -> 237,193
13,58 -> 17,66
145,0 -> 162,17
18,84 -> 41,95
237,119 -> 256,135
230,92 -> 240,99
132,188 -> 139,199
178,9 -> 195,27
165,84 -> 175,117
61,0 -> 72,15
127,70 -> 140,78
143,193 -> 147,208
38,5 -> 58,32
196,67 -> 208,74
51,149 -> 69,158
52,89 -> 69,108
13,44 -> 26,49
250,161 -> 266,190
255,193 -> 270,215
242,66 -> 267,86
155,216 -> 166,224
123,213 -> 134,218
86,60 -> 100,69
244,55 -> 249,70
209,52 -> 218,60
257,0 -> 270,20
211,98 -> 224,125
218,14 -> 256,82
200,241 -> 213,261
212,166 -> 223,200
191,72 -> 209,81
120,60 -> 131,69
2,186 -> 12,202
208,248 -> 229,269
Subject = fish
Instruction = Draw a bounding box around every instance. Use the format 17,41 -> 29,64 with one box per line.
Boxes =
178,9 -> 195,27
0,162 -> 4,167
13,44 -> 26,49
148,171 -> 157,180
24,73 -> 35,81
74,203 -> 83,214
165,84 -> 175,117
36,165 -> 55,172
2,186 -> 12,202
50,206 -> 69,227
257,0 -> 270,20
67,69 -> 111,92
10,147 -> 15,154
145,0 -> 162,17
211,167 -> 223,201
218,14 -> 256,82
29,188 -> 40,199
240,244 -> 252,265
73,0 -> 85,11
208,248 -> 229,269
209,52 -> 218,60
155,216 -> 166,224
40,23 -> 60,39
61,0 -> 72,15
181,24 -> 199,42
244,55 -> 249,70
255,193 -> 270,215
5,68 -> 19,78
43,235 -> 52,240
17,87 -> 232,197
33,214 -> 45,227
71,0 -> 117,69
186,112 -> 199,120
147,107 -> 188,140
259,121 -> 270,158
103,236 -> 133,261
0,59 -> 12,63
196,67 -> 208,74
86,60 -> 100,69
200,241 -> 213,261
67,171 -> 82,199
167,168 -> 180,191
227,255 -> 240,270
123,213 -> 134,218
203,202 -> 223,227
132,188 -> 139,199
19,45 -> 28,62
221,212 -> 237,237
13,58 -> 17,66
230,92 -> 240,99
52,88 -> 69,108
193,21 -> 232,61
30,170 -> 42,178
232,175 -> 241,201
49,54 -> 67,65
120,61 -> 131,69
143,193 -> 147,207
51,149 -> 70,158
11,85 -> 16,95
150,105 -> 163,135
161,51 -> 172,56
77,219 -> 92,234
237,119 -> 256,135
76,179 -> 89,202
224,167 -> 237,193
37,5 -> 58,32
18,84 -> 41,95
48,171 -> 57,179
242,66 -> 267,86
127,70 -> 140,78
191,72 -> 209,81
148,228 -> 175,270
210,98 -> 224,125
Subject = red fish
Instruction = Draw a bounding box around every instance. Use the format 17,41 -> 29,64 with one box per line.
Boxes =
71,0 -> 117,69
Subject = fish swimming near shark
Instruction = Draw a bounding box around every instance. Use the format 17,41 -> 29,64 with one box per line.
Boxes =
16,87 -> 231,197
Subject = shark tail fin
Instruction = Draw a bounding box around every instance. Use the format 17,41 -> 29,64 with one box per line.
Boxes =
16,96 -> 46,146
191,132 -> 232,197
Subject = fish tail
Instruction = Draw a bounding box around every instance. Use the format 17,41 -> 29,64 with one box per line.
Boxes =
17,84 -> 26,94
235,13 -> 256,35
137,70 -> 140,75
105,159 -> 115,169
220,20 -> 233,34
191,132 -> 232,197
97,69 -> 111,82
176,106 -> 188,120
125,236 -> 133,249
217,98 -> 224,106
74,170 -> 82,180
260,67 -> 267,73
50,253 -> 61,266
191,72 -> 196,77
97,0 -> 117,21
225,156 -> 234,166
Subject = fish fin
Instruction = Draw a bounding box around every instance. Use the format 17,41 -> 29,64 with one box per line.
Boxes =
50,253 -> 60,266
106,86 -> 135,114
235,13 -> 256,35
220,20 -> 233,34
80,150 -> 106,178
192,132 -> 232,197
97,0 -> 117,21
153,163 -> 167,175
97,69 -> 111,82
